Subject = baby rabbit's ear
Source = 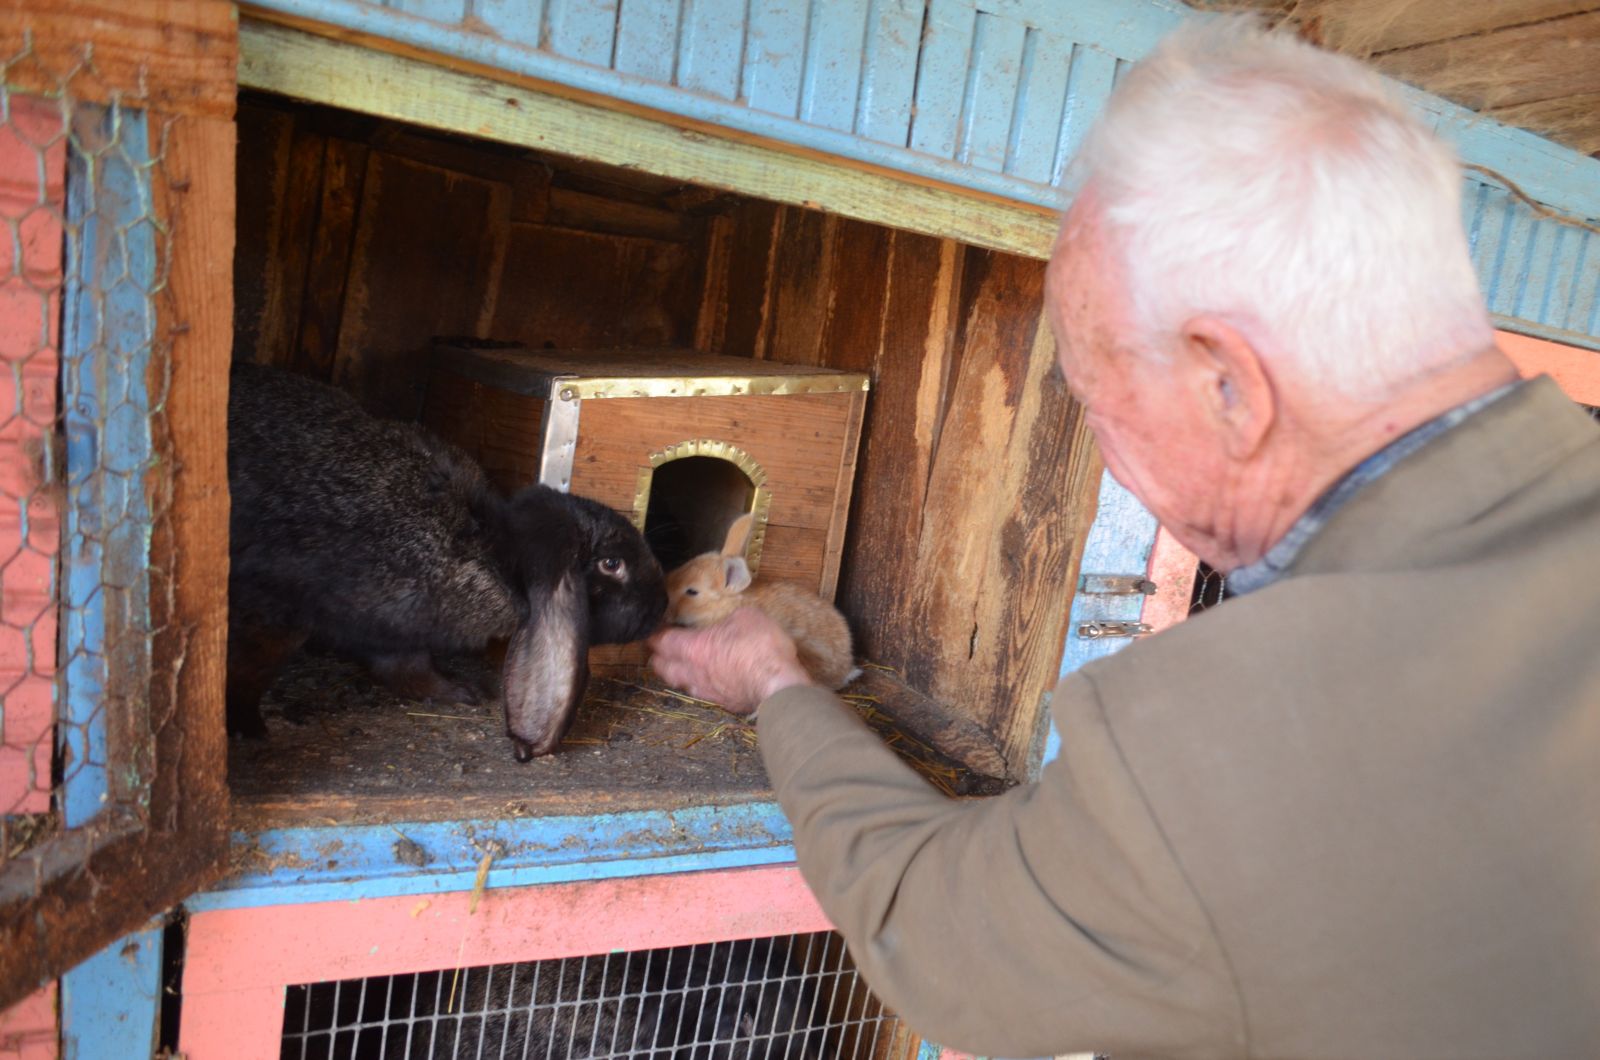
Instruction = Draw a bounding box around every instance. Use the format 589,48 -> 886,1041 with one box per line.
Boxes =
501,568 -> 590,761
721,513 -> 755,557
723,555 -> 752,593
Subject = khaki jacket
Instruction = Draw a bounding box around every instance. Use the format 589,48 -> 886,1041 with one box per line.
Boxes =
758,377 -> 1600,1059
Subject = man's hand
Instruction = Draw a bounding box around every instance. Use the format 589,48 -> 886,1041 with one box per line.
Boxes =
648,607 -> 814,715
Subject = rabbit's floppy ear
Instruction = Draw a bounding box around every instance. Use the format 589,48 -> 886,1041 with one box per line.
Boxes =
721,513 -> 755,557
501,568 -> 590,761
723,555 -> 751,593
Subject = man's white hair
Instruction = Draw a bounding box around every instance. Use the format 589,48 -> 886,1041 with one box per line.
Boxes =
1075,15 -> 1494,398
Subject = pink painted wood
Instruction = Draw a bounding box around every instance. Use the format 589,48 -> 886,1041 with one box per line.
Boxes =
179,865 -> 832,1059
0,984 -> 56,1060
1141,524 -> 1198,634
0,94 -> 63,817
1499,329 -> 1600,404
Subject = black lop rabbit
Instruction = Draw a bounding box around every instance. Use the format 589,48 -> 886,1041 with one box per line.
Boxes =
226,362 -> 666,760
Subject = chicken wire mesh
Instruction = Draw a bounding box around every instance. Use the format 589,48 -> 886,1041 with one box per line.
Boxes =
280,931 -> 921,1060
0,47 -> 177,899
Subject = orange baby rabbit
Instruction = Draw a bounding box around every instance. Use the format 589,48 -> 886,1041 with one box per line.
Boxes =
665,514 -> 858,690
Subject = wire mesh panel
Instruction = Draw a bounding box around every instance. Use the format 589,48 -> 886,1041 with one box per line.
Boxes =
281,931 -> 920,1060
1188,561 -> 1227,616
0,10 -> 234,1001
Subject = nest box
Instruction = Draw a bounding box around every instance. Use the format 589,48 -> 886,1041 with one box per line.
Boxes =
424,341 -> 870,662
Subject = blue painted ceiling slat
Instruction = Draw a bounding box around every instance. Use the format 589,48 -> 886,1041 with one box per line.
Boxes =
744,0 -> 809,118
855,0 -> 924,147
1563,232 -> 1598,336
1050,43 -> 1116,189
679,0 -> 748,101
385,0 -> 466,23
909,0 -> 976,159
475,0 -> 547,50
546,0 -> 620,67
1491,203 -> 1539,323
1005,26 -> 1071,185
614,0 -> 681,82
799,0 -> 872,133
959,11 -> 1026,173
1524,223 -> 1566,328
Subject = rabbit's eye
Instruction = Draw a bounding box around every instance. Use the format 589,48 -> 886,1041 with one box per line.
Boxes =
684,588 -> 699,596
598,556 -> 625,577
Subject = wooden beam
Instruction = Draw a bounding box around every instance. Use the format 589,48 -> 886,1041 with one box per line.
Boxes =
0,0 -> 236,119
237,19 -> 1060,262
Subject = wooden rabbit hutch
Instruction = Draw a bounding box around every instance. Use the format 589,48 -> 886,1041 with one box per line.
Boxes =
2,1 -> 1599,1058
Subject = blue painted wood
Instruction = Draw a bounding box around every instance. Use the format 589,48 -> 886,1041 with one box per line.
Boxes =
60,104 -> 155,828
247,0 -> 1600,357
679,0 -> 747,101
192,802 -> 798,911
744,0 -> 808,118
855,0 -> 923,146
1006,26 -> 1071,185
1043,471 -> 1159,767
385,0 -> 467,23
1051,44 -> 1117,189
546,0 -> 619,67
909,0 -> 976,159
959,12 -> 1026,173
613,0 -> 680,82
475,0 -> 547,50
799,0 -> 871,132
60,926 -> 162,1060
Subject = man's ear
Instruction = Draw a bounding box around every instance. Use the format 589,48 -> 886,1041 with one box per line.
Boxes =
1177,315 -> 1276,460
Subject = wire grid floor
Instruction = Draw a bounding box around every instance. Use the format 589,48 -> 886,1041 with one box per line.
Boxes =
280,930 -> 919,1059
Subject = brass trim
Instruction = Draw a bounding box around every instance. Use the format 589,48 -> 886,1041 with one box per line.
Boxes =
633,440 -> 773,573
553,373 -> 869,401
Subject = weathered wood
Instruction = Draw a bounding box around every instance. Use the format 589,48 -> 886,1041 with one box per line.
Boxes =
333,150 -> 511,416
0,109 -> 236,1011
490,224 -> 704,351
0,0 -> 236,119
293,136 -> 369,380
237,20 -> 1060,261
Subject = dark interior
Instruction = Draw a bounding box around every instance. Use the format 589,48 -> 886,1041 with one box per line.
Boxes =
227,91 -> 1085,829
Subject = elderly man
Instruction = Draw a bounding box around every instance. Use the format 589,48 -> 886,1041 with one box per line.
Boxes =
650,16 -> 1600,1059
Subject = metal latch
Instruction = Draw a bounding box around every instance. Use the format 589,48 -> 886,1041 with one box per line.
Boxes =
1077,620 -> 1153,640
1079,574 -> 1157,595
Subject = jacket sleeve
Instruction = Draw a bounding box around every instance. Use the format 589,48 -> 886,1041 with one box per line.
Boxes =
755,674 -> 1245,1059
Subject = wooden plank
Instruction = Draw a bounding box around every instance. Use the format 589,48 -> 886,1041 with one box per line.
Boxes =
291,136 -> 368,380
1372,10 -> 1600,150
614,0 -> 680,82
239,21 -> 1060,260
59,927 -> 161,1060
760,209 -> 837,366
1006,27 -> 1072,184
389,0 -> 468,22
958,12 -> 1027,173
856,0 -> 925,145
545,0 -> 620,68
475,0 -> 548,50
744,0 -> 809,117
1498,328 -> 1600,404
834,231 -> 963,681
490,223 -> 705,351
679,0 -> 747,101
799,0 -> 872,132
332,150 -> 511,416
571,393 -> 855,533
909,0 -> 977,159
0,0 -> 235,120
1052,43 -> 1118,184
0,983 -> 55,1059
1141,524 -> 1199,635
